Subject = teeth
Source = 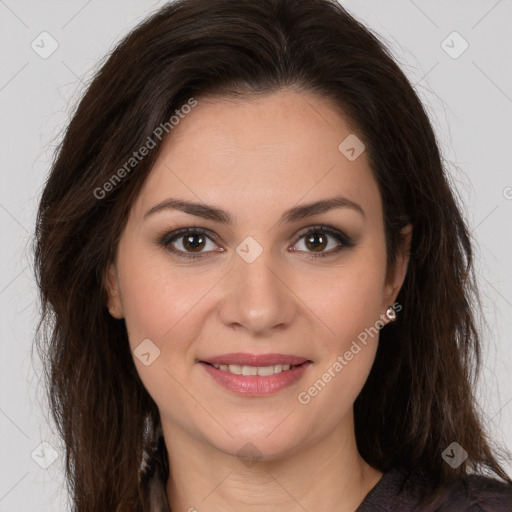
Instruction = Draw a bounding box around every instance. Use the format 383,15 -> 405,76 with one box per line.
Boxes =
210,363 -> 297,375
227,364 -> 242,375
257,365 -> 274,376
242,365 -> 258,376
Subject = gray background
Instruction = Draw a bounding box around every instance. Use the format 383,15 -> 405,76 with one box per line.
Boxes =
1,0 -> 511,510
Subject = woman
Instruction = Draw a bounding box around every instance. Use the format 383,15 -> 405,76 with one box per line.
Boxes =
34,0 -> 512,510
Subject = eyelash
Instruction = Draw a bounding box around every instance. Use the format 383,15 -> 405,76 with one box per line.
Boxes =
158,225 -> 354,260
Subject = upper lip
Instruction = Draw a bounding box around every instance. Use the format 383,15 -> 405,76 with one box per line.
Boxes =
200,353 -> 310,366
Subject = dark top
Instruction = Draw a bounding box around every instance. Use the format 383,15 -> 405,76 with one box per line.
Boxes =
149,466 -> 512,511
355,467 -> 512,511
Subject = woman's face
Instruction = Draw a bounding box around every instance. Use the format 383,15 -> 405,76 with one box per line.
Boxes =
106,89 -> 411,461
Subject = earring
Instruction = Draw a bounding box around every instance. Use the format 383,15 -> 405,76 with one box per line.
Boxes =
385,306 -> 396,322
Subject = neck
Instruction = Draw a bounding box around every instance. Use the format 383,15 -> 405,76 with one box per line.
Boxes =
163,412 -> 382,512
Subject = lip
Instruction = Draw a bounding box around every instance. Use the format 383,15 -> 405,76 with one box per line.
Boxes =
200,352 -> 310,366
199,353 -> 312,396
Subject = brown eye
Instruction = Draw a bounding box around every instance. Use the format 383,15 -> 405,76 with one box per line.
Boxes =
292,225 -> 352,257
304,232 -> 329,252
181,233 -> 207,252
160,228 -> 221,259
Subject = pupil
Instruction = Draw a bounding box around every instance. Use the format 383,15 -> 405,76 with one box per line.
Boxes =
184,234 -> 204,252
306,233 -> 326,251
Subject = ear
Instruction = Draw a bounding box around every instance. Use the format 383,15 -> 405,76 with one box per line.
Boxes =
382,223 -> 413,307
104,263 -> 124,319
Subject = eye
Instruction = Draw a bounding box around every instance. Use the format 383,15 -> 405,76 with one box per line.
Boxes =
159,227 -> 222,259
291,225 -> 353,258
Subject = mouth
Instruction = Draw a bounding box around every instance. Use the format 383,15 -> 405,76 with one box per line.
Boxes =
201,361 -> 307,376
200,352 -> 310,367
198,353 -> 312,396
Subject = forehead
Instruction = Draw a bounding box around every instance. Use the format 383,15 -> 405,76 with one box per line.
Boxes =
131,89 -> 382,225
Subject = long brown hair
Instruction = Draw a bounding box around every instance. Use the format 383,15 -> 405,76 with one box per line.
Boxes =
33,0 -> 512,510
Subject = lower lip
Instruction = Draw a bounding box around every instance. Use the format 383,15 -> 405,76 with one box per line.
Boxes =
200,362 -> 311,396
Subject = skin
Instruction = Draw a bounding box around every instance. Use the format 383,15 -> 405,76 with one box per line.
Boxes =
106,88 -> 412,512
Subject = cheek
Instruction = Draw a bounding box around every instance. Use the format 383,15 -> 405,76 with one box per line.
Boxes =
294,248 -> 386,397
299,247 -> 386,344
116,252 -> 217,429
294,285 -> 383,426
117,238 -> 212,349
332,268 -> 384,346
116,246 -> 220,390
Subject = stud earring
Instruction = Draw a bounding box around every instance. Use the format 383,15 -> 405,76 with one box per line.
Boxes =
385,306 -> 397,322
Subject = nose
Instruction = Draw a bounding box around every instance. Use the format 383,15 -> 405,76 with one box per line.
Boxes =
218,248 -> 297,336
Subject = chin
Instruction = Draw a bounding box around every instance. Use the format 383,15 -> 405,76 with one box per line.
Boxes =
201,422 -> 308,463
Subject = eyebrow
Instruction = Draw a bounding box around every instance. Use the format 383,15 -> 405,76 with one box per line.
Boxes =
144,195 -> 366,224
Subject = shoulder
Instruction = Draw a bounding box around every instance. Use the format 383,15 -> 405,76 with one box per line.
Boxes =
357,467 -> 512,512
434,471 -> 512,512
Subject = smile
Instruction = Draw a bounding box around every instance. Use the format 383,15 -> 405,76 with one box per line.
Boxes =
208,362 -> 299,376
199,357 -> 312,396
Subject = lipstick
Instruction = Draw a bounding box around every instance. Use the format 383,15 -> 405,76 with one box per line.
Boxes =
199,353 -> 312,396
